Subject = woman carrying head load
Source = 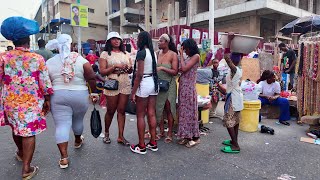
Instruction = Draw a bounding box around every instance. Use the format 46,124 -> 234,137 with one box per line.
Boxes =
130,31 -> 159,155
155,34 -> 178,143
99,32 -> 132,145
46,34 -> 97,169
0,17 -> 54,179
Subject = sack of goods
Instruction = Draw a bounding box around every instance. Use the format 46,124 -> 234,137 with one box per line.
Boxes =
241,80 -> 262,101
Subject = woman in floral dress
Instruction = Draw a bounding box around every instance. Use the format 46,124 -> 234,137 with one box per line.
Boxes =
177,39 -> 200,148
0,17 -> 53,179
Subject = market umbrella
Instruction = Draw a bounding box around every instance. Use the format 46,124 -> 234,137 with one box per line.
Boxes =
279,15 -> 320,35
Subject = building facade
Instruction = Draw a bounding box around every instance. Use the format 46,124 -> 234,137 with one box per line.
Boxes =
107,0 -> 214,41
37,0 -> 109,42
215,0 -> 318,41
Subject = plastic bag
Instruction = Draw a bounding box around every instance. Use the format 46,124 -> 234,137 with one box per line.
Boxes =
241,80 -> 261,101
90,106 -> 102,138
0,16 -> 39,41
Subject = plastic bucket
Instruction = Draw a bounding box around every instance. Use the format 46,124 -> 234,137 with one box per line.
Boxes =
240,100 -> 261,132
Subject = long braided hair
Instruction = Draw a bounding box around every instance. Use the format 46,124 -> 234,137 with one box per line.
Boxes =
133,31 -> 159,92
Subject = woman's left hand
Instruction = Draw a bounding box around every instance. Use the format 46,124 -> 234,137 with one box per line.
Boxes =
90,93 -> 99,103
157,66 -> 164,72
130,93 -> 136,104
42,101 -> 50,116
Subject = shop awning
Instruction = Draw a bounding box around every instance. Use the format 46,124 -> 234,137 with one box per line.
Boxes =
40,18 -> 71,33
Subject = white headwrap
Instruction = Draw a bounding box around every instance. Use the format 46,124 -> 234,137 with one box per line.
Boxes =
159,34 -> 170,42
46,34 -> 76,83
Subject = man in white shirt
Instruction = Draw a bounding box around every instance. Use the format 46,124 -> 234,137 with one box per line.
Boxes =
257,70 -> 291,126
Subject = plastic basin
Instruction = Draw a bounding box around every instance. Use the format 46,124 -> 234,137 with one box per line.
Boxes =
220,33 -> 263,54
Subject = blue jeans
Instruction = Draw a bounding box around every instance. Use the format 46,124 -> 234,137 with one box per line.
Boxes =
259,97 -> 290,122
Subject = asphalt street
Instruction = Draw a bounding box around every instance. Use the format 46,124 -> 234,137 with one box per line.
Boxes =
0,103 -> 319,180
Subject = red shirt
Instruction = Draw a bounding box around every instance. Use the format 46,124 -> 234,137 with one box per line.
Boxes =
86,54 -> 98,65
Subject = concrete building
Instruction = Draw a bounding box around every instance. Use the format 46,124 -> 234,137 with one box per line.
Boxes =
37,0 -> 108,42
214,0 -> 318,41
107,0 -> 214,42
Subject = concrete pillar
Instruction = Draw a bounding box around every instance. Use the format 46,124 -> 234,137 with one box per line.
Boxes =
316,0 -> 320,14
295,0 -> 299,8
276,20 -> 283,35
145,0 -> 150,32
209,0 -> 214,49
119,0 -> 125,34
186,0 -> 192,26
151,0 -> 157,30
175,1 -> 180,26
308,0 -> 314,12
167,3 -> 173,30
249,16 -> 260,36
107,0 -> 113,32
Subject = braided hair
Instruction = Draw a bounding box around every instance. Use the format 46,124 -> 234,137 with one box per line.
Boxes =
133,31 -> 159,92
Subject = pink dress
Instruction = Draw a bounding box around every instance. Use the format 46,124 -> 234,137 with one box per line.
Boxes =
0,48 -> 54,137
177,57 -> 200,139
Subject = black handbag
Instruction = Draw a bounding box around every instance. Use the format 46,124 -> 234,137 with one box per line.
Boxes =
90,106 -> 102,138
159,79 -> 170,92
104,79 -> 119,90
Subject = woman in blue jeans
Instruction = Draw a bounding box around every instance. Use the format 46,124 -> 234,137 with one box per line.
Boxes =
257,70 -> 291,126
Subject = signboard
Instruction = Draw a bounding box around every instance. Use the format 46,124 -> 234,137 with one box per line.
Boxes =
192,29 -> 201,44
71,4 -> 88,27
180,28 -> 190,43
202,39 -> 211,51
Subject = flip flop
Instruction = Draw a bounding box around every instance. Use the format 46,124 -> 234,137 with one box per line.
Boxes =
59,157 -> 69,169
74,135 -> 84,149
164,136 -> 173,144
103,134 -> 111,144
117,138 -> 130,146
222,140 -> 232,146
279,121 -> 290,126
144,132 -> 151,139
177,139 -> 189,145
22,166 -> 39,180
221,146 -> 240,153
155,133 -> 165,141
185,139 -> 200,148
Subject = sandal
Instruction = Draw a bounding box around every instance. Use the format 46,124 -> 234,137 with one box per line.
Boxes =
164,136 -> 173,144
144,131 -> 151,139
177,139 -> 189,145
74,135 -> 84,149
222,140 -> 232,146
155,133 -> 165,141
185,139 -> 200,148
22,166 -> 39,180
297,120 -> 303,126
117,138 -> 130,146
279,121 -> 290,126
221,146 -> 240,153
15,151 -> 23,162
59,157 -> 69,169
103,133 -> 111,144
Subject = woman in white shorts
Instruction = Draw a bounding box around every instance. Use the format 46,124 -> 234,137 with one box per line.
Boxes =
130,31 -> 159,155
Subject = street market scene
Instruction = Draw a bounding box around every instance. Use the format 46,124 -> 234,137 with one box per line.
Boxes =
0,0 -> 320,179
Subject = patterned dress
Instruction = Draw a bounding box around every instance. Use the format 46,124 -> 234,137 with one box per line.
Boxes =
100,51 -> 131,96
177,57 -> 200,139
0,48 -> 54,137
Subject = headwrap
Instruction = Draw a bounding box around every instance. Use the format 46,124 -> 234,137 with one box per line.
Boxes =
46,34 -> 76,83
0,16 -> 39,41
230,52 -> 243,64
159,34 -> 170,42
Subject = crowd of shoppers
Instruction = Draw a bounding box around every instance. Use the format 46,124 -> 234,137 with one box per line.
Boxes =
0,16 -> 245,179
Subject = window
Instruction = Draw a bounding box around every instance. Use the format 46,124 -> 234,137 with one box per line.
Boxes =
88,8 -> 95,13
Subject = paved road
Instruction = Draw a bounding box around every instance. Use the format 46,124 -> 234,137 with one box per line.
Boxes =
0,104 -> 319,180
